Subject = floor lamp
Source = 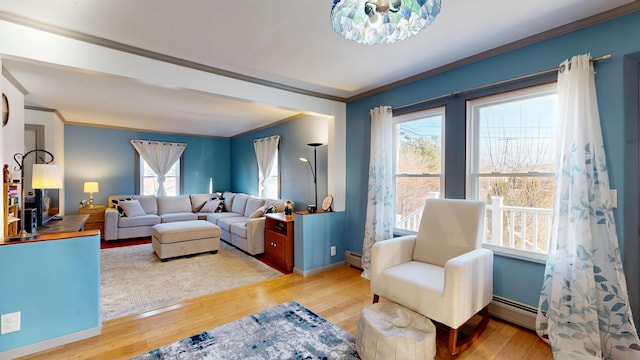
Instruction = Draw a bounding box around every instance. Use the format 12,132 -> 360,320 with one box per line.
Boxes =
299,143 -> 322,212
10,149 -> 62,240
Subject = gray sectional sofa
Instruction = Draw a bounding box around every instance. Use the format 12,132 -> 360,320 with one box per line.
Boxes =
104,191 -> 290,255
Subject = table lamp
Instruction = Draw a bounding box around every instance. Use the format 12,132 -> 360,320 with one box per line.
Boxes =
84,181 -> 99,207
10,149 -> 62,240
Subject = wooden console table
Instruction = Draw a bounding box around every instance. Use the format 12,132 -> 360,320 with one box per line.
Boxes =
38,214 -> 90,235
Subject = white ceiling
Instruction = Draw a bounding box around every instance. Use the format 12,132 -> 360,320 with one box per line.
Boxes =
0,0 -> 636,137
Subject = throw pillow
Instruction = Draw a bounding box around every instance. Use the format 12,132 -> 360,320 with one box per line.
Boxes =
111,198 -> 133,216
118,199 -> 146,218
249,206 -> 265,219
215,197 -> 225,213
200,198 -> 221,213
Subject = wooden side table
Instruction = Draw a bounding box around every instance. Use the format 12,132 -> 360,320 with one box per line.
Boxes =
79,205 -> 105,239
264,213 -> 294,273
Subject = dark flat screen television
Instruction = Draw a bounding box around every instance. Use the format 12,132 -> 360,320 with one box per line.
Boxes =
26,188 -> 60,226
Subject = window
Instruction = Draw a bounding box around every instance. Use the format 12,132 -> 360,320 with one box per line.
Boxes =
466,83 -> 556,260
260,150 -> 279,198
393,107 -> 445,232
140,157 -> 181,196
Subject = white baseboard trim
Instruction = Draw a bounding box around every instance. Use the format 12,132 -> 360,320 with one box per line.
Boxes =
0,325 -> 101,360
293,262 -> 346,277
489,296 -> 537,331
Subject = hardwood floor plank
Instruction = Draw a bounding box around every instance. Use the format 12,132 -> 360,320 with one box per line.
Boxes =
18,265 -> 552,360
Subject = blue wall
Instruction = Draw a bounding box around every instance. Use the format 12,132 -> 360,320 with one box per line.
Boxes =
0,235 -> 100,356
344,11 -> 640,306
230,115 -> 329,211
294,211 -> 347,272
64,125 -> 230,213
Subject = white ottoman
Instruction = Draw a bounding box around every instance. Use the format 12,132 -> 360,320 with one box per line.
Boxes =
152,220 -> 221,260
356,302 -> 436,360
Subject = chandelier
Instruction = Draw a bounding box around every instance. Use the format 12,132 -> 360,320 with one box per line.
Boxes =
331,0 -> 441,45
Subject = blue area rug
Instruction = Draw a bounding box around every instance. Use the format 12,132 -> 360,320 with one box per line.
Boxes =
131,300 -> 360,359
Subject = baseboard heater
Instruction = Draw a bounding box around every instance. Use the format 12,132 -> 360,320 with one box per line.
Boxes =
344,251 -> 363,270
489,295 -> 538,331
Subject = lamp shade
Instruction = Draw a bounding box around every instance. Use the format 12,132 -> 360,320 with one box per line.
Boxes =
84,181 -> 99,193
31,164 -> 63,189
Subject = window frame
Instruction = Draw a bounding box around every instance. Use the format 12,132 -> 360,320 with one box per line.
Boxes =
259,148 -> 280,199
138,155 -> 183,196
393,106 -> 446,234
466,82 -> 557,263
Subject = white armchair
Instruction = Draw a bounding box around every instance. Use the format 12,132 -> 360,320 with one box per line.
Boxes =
371,198 -> 493,355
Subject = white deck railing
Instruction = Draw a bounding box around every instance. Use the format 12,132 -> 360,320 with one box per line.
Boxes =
396,196 -> 553,253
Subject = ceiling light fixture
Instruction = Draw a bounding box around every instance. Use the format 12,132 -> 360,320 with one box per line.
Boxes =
331,0 -> 441,45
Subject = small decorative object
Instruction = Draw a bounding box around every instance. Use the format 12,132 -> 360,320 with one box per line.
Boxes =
80,199 -> 89,208
284,201 -> 294,217
307,205 -> 317,213
322,195 -> 334,212
2,93 -> 9,127
3,164 -> 9,183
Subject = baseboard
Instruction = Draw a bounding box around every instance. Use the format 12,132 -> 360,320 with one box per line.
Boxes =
489,296 -> 537,331
293,262 -> 346,277
0,325 -> 101,360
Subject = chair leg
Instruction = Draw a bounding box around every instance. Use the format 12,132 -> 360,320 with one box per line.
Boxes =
372,294 -> 379,303
448,306 -> 490,355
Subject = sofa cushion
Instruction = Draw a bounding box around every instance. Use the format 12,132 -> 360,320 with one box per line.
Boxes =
206,212 -> 240,225
217,216 -> 248,232
118,214 -> 161,228
249,206 -> 265,218
111,197 -> 133,216
160,212 -> 198,223
200,198 -> 221,213
230,222 -> 247,238
132,195 -> 158,214
244,197 -> 266,217
222,191 -> 236,212
264,199 -> 288,213
190,193 -> 221,212
157,195 -> 192,215
231,194 -> 249,214
118,199 -> 146,217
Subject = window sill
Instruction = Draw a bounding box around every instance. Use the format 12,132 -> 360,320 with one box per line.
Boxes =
483,244 -> 547,264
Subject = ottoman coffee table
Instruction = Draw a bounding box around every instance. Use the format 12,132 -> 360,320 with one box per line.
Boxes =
152,220 -> 221,261
356,302 -> 436,360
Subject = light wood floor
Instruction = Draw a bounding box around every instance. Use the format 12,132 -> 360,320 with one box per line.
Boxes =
20,265 -> 552,360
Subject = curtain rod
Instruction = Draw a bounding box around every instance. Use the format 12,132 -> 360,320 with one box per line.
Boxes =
392,53 -> 612,112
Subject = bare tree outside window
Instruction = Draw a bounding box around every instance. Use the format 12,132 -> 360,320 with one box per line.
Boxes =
394,107 -> 445,231
468,83 -> 557,257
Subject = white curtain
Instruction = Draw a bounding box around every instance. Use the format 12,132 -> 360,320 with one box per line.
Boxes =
536,54 -> 640,358
253,135 -> 280,196
131,140 -> 186,197
361,106 -> 395,279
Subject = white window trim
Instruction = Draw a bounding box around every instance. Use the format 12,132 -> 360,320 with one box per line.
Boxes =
393,106 -> 446,232
466,82 -> 557,262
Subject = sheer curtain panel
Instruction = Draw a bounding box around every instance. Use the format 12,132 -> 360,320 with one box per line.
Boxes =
131,140 -> 186,197
253,135 -> 280,196
361,106 -> 395,279
536,54 -> 640,358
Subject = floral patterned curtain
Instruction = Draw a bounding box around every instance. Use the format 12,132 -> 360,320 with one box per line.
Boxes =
536,54 -> 640,358
361,106 -> 394,279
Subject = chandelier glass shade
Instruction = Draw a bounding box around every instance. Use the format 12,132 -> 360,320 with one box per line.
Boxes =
331,0 -> 441,45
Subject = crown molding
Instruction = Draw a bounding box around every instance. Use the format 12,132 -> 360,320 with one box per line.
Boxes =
347,2 -> 640,102
0,10 -> 346,103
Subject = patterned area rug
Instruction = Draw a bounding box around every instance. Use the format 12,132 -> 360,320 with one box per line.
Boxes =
101,242 -> 283,321
131,300 -> 360,359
